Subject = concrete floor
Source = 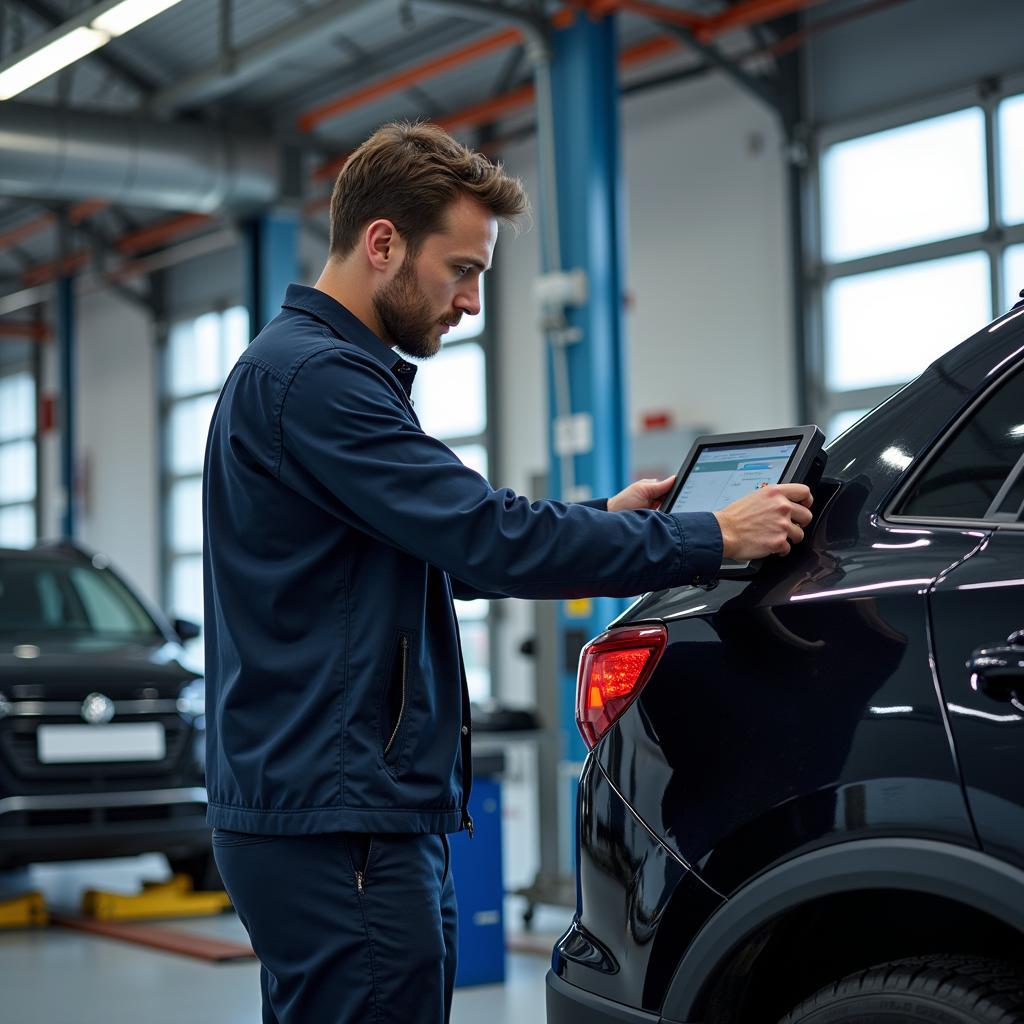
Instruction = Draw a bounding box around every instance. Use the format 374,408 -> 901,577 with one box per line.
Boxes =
0,855 -> 567,1024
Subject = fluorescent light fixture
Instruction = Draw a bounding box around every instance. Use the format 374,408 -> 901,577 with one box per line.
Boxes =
92,0 -> 184,37
0,0 -> 184,101
0,26 -> 106,100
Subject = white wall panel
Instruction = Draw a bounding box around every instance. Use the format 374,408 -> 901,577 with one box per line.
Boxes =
74,284 -> 160,604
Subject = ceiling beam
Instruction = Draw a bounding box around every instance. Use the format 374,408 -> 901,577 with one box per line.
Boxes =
147,0 -> 379,114
298,25 -> 524,132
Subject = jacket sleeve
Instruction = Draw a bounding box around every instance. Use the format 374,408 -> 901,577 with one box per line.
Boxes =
278,348 -> 721,600
449,498 -> 609,599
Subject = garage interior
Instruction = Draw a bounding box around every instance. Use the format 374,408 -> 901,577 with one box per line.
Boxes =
1,1 -> 1023,1021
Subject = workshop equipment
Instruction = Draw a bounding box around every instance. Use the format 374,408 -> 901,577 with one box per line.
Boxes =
81,874 -> 231,921
0,890 -> 48,929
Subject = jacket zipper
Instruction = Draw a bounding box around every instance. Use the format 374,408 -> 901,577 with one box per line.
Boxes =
355,838 -> 373,894
384,634 -> 409,757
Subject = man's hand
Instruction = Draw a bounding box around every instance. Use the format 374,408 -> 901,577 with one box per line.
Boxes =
714,484 -> 814,561
608,476 -> 676,513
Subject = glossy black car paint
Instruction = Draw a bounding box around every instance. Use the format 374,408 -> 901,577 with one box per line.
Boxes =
549,312 -> 1024,1023
0,544 -> 210,870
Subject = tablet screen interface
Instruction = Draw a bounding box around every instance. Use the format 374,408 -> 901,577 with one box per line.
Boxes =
671,440 -> 798,514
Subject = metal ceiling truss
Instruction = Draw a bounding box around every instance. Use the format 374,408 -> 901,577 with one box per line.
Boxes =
146,0 -> 382,114
0,0 -> 905,304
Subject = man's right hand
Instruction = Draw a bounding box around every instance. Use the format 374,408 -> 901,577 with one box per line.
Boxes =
714,484 -> 814,561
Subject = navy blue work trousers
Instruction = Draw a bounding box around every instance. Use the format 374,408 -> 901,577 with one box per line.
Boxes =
213,829 -> 457,1023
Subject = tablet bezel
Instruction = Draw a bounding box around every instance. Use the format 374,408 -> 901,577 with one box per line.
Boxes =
660,425 -> 825,575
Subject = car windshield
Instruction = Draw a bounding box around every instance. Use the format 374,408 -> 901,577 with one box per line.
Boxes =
0,558 -> 160,639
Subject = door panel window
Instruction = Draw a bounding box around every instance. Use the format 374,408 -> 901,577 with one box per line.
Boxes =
899,368 -> 1024,520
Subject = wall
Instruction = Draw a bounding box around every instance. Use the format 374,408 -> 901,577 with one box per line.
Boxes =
73,282 -> 160,604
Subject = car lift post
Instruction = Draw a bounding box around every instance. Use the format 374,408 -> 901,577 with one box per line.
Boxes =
242,210 -> 299,337
536,8 -> 629,877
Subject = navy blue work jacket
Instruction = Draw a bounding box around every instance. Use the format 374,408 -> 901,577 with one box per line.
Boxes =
202,284 -> 722,836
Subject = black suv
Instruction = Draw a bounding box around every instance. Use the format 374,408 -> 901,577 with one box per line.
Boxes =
0,543 -> 214,886
548,306 -> 1024,1023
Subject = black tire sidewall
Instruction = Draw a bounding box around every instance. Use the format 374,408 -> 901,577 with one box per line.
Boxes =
791,993 -> 994,1024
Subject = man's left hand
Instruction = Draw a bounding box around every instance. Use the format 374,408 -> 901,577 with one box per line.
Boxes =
607,476 -> 676,513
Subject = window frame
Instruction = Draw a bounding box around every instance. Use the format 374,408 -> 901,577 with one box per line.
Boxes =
807,74 -> 1024,436
0,356 -> 40,548
885,358 -> 1024,531
158,298 -> 245,644
409,276 -> 500,702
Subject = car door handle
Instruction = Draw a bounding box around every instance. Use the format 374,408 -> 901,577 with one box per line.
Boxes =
967,630 -> 1024,701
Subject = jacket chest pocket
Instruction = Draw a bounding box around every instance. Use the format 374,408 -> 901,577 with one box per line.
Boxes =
380,630 -> 414,769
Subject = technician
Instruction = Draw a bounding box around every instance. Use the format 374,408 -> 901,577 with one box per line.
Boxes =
202,121 -> 812,1024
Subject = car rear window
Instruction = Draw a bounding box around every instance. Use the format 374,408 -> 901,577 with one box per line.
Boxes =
898,366 -> 1024,520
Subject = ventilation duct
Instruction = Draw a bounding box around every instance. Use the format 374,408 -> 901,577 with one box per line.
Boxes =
0,102 -> 278,212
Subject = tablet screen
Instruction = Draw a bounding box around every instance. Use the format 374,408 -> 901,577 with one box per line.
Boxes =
670,440 -> 799,514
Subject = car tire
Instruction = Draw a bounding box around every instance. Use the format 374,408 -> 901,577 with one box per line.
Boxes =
778,956 -> 1024,1023
167,848 -> 224,892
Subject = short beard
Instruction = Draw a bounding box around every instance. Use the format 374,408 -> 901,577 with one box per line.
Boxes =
372,254 -> 442,360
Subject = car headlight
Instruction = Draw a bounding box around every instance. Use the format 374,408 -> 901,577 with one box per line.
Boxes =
176,679 -> 206,719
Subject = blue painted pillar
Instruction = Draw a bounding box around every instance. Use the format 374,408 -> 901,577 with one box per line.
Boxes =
57,274 -> 75,539
242,211 -> 299,336
544,14 -> 629,799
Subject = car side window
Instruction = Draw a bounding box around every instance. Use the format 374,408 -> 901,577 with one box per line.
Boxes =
898,366 -> 1024,521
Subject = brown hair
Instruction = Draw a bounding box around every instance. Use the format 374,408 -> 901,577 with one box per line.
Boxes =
328,121 -> 529,258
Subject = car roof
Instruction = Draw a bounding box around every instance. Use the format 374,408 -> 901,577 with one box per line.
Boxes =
0,543 -> 92,564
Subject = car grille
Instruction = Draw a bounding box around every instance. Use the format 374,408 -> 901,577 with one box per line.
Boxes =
0,714 -> 192,782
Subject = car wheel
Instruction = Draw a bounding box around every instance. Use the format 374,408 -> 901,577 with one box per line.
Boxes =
167,849 -> 223,892
778,956 -> 1024,1023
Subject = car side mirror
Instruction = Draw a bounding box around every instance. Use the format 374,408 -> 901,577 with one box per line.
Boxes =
173,617 -> 201,642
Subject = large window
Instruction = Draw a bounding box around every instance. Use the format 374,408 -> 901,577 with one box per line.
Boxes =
815,91 -> 1024,440
0,370 -> 37,548
162,307 -> 248,665
411,280 -> 495,701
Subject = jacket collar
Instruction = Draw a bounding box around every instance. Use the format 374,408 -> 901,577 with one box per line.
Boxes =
280,283 -> 418,396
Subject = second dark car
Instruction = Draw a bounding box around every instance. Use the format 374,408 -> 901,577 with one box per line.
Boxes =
0,543 -> 214,887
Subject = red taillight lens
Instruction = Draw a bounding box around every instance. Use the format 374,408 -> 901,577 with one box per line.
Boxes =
576,625 -> 667,749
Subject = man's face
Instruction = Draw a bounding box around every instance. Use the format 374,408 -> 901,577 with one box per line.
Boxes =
372,195 -> 497,359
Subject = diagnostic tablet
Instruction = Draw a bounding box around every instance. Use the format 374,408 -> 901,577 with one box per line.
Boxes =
660,426 -> 826,574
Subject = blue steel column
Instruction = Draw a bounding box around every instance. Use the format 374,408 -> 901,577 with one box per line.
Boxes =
544,12 -> 629,858
243,211 -> 299,336
57,274 -> 76,539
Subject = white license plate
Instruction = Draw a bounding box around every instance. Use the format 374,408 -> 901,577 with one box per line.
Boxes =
37,723 -> 166,764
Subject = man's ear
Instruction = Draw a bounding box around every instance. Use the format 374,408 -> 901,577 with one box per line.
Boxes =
364,219 -> 405,273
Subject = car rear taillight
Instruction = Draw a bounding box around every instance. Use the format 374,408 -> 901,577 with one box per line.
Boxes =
576,625 -> 667,749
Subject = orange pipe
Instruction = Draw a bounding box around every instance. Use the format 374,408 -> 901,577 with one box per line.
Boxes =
298,27 -> 523,133
68,198 -> 111,224
311,32 -> 684,184
0,321 -> 50,341
0,198 -> 108,253
0,212 -> 56,250
21,251 -> 89,287
116,212 -> 214,255
437,82 -> 537,134
619,33 -> 681,66
596,0 -> 705,30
